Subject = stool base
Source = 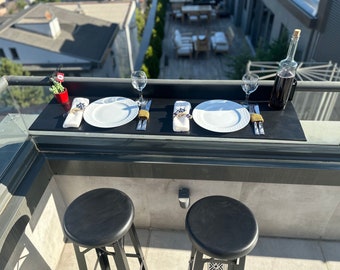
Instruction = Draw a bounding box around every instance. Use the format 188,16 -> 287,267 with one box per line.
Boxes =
189,246 -> 246,270
73,224 -> 147,270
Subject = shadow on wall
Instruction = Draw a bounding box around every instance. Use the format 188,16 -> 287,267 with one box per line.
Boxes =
0,215 -> 50,269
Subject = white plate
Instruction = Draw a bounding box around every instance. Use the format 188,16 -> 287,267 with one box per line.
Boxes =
193,100 -> 250,133
84,97 -> 139,128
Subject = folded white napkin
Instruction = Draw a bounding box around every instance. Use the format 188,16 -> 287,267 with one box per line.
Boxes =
63,97 -> 89,128
173,101 -> 192,132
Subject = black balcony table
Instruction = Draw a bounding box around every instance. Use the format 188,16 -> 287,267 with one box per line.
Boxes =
29,97 -> 306,141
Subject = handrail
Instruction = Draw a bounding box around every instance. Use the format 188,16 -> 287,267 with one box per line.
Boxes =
2,75 -> 340,92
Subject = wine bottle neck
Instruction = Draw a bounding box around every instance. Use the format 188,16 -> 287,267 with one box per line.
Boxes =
285,35 -> 299,62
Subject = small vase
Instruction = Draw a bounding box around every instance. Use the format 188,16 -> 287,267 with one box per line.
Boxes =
54,88 -> 69,104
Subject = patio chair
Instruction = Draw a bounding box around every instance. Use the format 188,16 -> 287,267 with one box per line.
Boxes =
172,9 -> 183,21
187,11 -> 199,24
210,31 -> 229,54
173,29 -> 193,44
173,30 -> 193,58
210,4 -> 219,20
199,11 -> 211,23
226,26 -> 235,46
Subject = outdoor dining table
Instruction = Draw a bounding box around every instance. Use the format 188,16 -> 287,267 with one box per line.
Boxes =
29,97 -> 306,141
181,5 -> 212,23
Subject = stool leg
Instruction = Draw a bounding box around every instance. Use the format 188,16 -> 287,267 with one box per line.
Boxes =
128,223 -> 148,270
73,244 -> 88,269
113,241 -> 130,270
192,249 -> 204,270
231,256 -> 246,270
95,248 -> 111,270
188,246 -> 196,270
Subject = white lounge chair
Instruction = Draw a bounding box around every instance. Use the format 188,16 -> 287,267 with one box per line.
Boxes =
173,30 -> 193,58
210,31 -> 229,54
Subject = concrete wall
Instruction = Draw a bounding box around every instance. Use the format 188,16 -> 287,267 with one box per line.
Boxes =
55,175 -> 340,240
3,178 -> 66,270
3,174 -> 340,269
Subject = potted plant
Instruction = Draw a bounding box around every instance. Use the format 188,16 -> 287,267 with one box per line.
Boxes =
49,77 -> 69,104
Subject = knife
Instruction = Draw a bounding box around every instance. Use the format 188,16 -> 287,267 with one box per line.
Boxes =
249,105 -> 259,135
137,100 -> 152,131
254,104 -> 265,135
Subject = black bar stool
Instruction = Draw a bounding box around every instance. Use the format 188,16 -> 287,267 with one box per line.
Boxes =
63,188 -> 148,270
185,196 -> 258,270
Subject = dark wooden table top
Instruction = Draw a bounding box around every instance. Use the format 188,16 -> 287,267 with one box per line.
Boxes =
186,195 -> 259,259
29,97 -> 306,141
63,188 -> 134,248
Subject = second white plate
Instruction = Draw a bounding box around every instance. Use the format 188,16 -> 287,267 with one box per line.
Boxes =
193,100 -> 250,133
84,97 -> 139,128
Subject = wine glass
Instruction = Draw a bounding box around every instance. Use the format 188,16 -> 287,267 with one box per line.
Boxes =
241,73 -> 259,107
131,70 -> 147,106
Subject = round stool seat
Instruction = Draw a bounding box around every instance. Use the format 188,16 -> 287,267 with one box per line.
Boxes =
63,188 -> 134,248
186,196 -> 258,260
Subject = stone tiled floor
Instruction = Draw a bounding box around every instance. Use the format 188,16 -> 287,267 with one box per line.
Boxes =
57,228 -> 340,270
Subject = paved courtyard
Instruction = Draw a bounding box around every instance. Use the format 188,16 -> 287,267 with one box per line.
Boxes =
159,9 -> 250,80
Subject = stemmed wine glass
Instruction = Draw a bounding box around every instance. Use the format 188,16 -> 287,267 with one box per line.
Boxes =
241,73 -> 259,107
131,70 -> 147,106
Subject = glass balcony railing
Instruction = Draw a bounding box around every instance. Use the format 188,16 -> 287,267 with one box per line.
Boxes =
1,75 -> 340,270
0,75 -> 339,191
1,76 -> 339,167
0,76 -> 338,197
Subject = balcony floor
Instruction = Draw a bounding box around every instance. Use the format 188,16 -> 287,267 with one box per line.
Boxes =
57,228 -> 340,270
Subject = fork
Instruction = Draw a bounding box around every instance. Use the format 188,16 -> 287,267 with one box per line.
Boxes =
248,105 -> 260,135
136,103 -> 146,130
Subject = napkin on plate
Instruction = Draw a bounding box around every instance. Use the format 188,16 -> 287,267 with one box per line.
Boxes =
173,100 -> 192,132
63,97 -> 89,128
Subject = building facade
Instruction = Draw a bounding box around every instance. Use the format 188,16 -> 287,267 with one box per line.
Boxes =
230,0 -> 340,64
0,2 -> 139,78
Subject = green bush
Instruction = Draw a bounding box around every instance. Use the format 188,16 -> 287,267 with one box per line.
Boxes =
144,46 -> 160,78
136,8 -> 146,42
228,30 -> 289,79
141,0 -> 166,78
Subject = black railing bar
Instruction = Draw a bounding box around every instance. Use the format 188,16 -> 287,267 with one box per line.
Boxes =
2,76 -> 340,92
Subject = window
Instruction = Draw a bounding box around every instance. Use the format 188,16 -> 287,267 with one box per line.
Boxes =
10,48 -> 19,60
0,49 -> 5,58
292,0 -> 319,17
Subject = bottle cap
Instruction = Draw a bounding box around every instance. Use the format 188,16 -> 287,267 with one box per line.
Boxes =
293,29 -> 301,38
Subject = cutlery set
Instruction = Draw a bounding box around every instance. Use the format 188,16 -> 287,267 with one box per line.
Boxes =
136,100 -> 152,131
249,104 -> 265,135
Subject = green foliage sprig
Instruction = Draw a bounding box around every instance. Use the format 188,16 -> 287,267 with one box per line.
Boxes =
49,78 -> 65,94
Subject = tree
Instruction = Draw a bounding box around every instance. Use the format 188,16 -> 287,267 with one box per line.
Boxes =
255,30 -> 289,62
0,58 -> 29,77
136,8 -> 146,42
227,50 -> 253,79
228,30 -> 289,79
0,58 -> 47,108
